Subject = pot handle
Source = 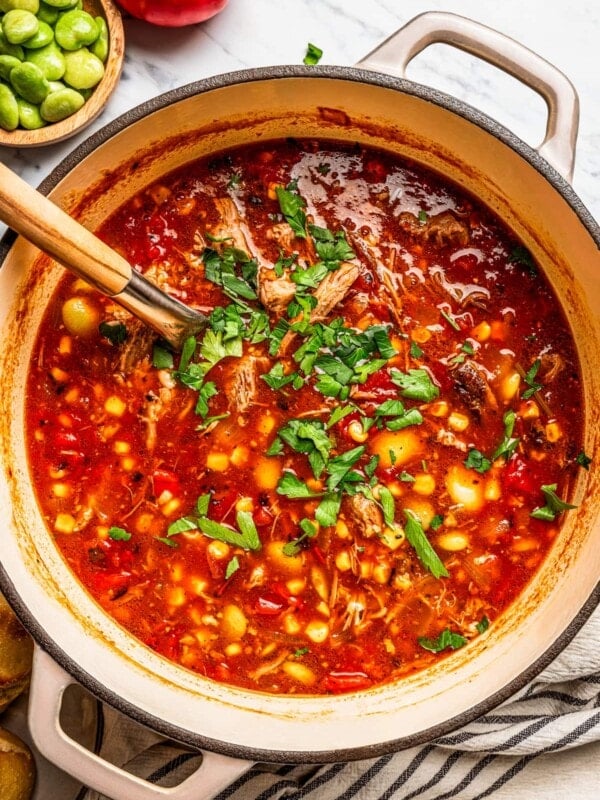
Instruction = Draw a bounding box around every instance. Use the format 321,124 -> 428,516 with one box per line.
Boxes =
28,647 -> 253,800
356,11 -> 579,181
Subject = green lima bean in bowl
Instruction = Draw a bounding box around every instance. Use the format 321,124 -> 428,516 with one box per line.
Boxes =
0,0 -> 123,147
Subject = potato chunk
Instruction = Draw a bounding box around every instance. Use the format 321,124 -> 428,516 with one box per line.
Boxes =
369,429 -> 424,469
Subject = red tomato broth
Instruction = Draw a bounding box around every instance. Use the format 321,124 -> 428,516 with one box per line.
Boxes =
25,139 -> 585,695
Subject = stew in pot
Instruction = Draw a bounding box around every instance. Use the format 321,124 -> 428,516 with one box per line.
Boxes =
25,139 -> 587,694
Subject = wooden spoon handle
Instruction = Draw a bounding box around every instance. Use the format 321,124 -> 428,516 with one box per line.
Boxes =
0,161 -> 132,296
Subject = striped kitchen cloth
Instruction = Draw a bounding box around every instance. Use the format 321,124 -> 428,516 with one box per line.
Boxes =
83,603 -> 600,800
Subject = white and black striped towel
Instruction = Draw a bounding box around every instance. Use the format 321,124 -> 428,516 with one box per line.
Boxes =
83,604 -> 600,800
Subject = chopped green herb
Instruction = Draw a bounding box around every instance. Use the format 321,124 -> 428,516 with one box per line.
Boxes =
410,340 -> 424,359
294,646 -> 310,657
464,448 -> 492,474
522,358 -> 542,400
476,616 -> 490,634
418,210 -> 428,224
530,483 -> 577,521
198,511 -> 261,551
227,172 -> 242,189
99,321 -> 128,345
378,486 -> 396,526
491,409 -> 520,461
152,343 -> 174,370
404,510 -> 448,579
316,163 -> 330,176
509,244 -> 536,274
576,451 -> 592,470
108,526 -> 131,541
390,368 -> 440,403
399,471 -> 415,483
261,362 -> 298,390
315,492 -> 342,527
276,184 -> 307,239
283,518 -> 318,556
303,42 -> 323,65
430,514 -> 444,531
440,308 -> 461,331
418,628 -> 467,653
277,472 -> 322,499
225,556 -> 240,579
266,437 -> 285,457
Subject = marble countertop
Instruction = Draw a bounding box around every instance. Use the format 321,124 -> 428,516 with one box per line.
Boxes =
1,2 -> 599,798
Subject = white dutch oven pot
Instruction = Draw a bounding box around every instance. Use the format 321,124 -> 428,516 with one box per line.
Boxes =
1,12 -> 599,800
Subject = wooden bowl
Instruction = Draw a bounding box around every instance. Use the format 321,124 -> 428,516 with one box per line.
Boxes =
0,0 -> 124,148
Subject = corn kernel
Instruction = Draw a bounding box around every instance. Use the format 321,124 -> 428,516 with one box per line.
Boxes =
412,473 -> 436,496
207,540 -> 231,560
121,456 -> 136,472
96,526 -> 109,540
160,497 -> 181,517
393,572 -> 412,590
448,412 -> 469,432
64,388 -> 80,404
252,457 -> 280,489
221,604 -> 248,640
286,578 -> 306,595
104,395 -> 126,417
52,482 -> 71,498
206,452 -> 230,472
373,562 -> 392,584
412,326 -> 432,344
335,519 -> 350,539
284,615 -> 302,635
113,440 -> 130,454
54,513 -> 76,534
471,321 -> 491,342
316,600 -> 330,618
513,537 -> 540,552
428,400 -> 449,417
167,586 -> 186,607
225,643 -> 243,657
335,550 -> 352,572
235,496 -> 254,513
485,477 -> 502,501
545,421 -> 562,443
257,414 -> 277,436
380,524 -> 405,550
520,399 -> 540,419
360,561 -> 373,579
188,577 -> 209,595
305,620 -> 329,643
58,335 -> 72,355
230,445 -> 250,467
51,367 -> 69,383
135,513 -> 154,533
169,563 -> 184,582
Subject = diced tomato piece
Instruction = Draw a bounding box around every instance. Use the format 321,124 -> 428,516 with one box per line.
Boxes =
253,507 -> 273,527
503,456 -> 536,495
153,468 -> 180,498
361,369 -> 396,396
322,671 -> 373,694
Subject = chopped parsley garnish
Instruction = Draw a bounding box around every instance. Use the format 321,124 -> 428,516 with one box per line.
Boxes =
418,628 -> 467,653
166,496 -> 261,551
202,246 -> 258,301
509,244 -> 536,274
530,483 -> 577,522
283,518 -> 318,556
99,320 -> 128,345
476,616 -> 490,634
390,368 -> 439,403
464,448 -> 492,474
303,42 -> 323,65
108,526 -> 131,541
152,342 -> 174,369
404,510 -> 448,579
440,308 -> 461,331
491,409 -> 520,461
409,340 -> 424,359
576,451 -> 592,470
521,358 -> 543,399
225,556 -> 240,579
276,184 -> 307,239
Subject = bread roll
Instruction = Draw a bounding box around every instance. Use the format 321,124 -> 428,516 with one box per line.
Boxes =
0,593 -> 33,713
0,727 -> 35,800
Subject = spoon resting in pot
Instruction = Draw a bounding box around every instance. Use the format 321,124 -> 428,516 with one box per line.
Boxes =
0,162 -> 207,351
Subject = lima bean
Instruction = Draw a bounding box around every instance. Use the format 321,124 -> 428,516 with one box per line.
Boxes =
0,52 -> 20,78
63,46 -> 102,89
55,10 -> 98,50
36,1 -> 58,24
0,80 -> 18,128
25,39 -> 64,79
89,15 -> 107,63
17,94 -> 44,127
2,8 -> 39,43
0,0 -> 39,12
22,16 -> 52,47
41,0 -> 78,8
39,84 -> 82,120
9,60 -> 49,102
0,30 -> 25,58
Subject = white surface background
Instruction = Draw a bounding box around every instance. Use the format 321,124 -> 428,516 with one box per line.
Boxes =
1,1 -> 599,797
